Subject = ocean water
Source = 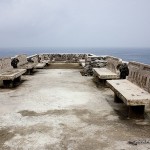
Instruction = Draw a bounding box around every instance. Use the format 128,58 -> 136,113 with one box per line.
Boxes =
0,47 -> 150,65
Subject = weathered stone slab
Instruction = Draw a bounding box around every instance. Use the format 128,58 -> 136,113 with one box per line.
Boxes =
0,58 -> 13,73
16,54 -> 28,66
105,56 -> 122,73
107,79 -> 150,106
0,69 -> 26,80
27,54 -> 46,69
15,54 -> 37,70
93,68 -> 119,79
127,61 -> 150,93
27,54 -> 39,63
93,56 -> 122,80
19,63 -> 37,69
35,63 -> 46,69
0,57 -> 26,87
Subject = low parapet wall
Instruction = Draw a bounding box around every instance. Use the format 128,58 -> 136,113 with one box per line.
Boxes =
39,53 -> 89,63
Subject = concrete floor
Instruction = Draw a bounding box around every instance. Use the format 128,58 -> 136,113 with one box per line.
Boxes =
0,69 -> 150,150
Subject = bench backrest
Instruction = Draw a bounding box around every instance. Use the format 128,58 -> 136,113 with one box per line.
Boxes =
16,54 -> 28,66
128,61 -> 150,93
27,54 -> 39,63
40,54 -> 50,61
106,56 -> 122,73
0,57 -> 13,73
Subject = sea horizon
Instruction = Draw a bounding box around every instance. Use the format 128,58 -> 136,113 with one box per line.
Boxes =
0,47 -> 150,65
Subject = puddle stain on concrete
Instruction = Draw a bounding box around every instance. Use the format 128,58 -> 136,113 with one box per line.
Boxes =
0,128 -> 15,149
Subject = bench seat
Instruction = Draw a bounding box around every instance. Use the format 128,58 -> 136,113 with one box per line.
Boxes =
93,68 -> 119,79
41,60 -> 50,64
35,63 -> 46,69
0,69 -> 26,80
18,63 -> 37,70
107,80 -> 150,106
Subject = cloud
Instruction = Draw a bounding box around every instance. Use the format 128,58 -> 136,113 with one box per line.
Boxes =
0,0 -> 150,48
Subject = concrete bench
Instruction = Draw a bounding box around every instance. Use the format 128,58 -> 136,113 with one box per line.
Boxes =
107,61 -> 150,118
28,54 -> 46,69
15,54 -> 37,74
93,56 -> 122,85
0,57 -> 26,87
39,54 -> 51,66
79,59 -> 85,67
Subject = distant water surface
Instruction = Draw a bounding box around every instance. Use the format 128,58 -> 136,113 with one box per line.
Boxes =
0,47 -> 150,64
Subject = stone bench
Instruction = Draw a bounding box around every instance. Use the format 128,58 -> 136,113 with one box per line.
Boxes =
107,61 -> 150,118
27,54 -> 46,69
0,57 -> 26,87
93,56 -> 122,85
79,59 -> 85,67
39,54 -> 51,65
15,54 -> 37,74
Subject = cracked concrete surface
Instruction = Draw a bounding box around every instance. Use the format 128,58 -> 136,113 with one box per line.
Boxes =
0,69 -> 150,150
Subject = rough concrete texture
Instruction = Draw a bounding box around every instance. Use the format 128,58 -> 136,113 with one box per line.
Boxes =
0,69 -> 150,150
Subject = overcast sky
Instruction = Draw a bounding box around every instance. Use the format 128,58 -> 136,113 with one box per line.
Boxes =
0,0 -> 150,48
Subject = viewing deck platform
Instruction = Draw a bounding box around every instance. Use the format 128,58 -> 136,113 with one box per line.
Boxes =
0,53 -> 150,150
0,65 -> 150,149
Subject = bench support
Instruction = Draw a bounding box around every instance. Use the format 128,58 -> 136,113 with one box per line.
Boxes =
14,76 -> 21,83
3,76 -> 21,88
114,94 -> 123,103
128,105 -> 145,119
93,75 -> 107,87
99,79 -> 106,86
3,80 -> 14,88
46,63 -> 49,66
26,68 -> 34,75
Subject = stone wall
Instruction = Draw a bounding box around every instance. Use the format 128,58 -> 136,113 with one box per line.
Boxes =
39,53 -> 88,63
